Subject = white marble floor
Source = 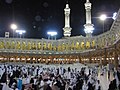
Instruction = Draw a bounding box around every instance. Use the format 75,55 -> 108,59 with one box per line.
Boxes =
98,71 -> 114,90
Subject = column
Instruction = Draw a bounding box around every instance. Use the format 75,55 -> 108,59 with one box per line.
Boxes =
114,45 -> 119,68
25,57 -> 27,63
79,54 -> 81,63
30,57 -> 32,64
103,48 -> 107,65
89,52 -> 92,63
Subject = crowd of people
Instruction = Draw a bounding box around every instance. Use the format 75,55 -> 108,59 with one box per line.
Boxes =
0,64 -> 100,90
0,63 -> 119,90
108,65 -> 120,90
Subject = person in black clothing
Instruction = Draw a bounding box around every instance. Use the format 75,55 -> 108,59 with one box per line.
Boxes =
15,68 -> 21,78
68,67 -> 71,72
55,79 -> 62,89
76,79 -> 83,90
9,78 -> 17,88
108,79 -> 117,90
0,84 -> 3,90
88,82 -> 94,90
30,78 -> 34,84
60,79 -> 66,90
0,72 -> 7,83
56,68 -> 59,75
116,65 -> 120,89
108,70 -> 110,80
43,83 -> 52,90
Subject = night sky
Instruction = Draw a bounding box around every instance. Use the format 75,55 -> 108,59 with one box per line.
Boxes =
0,0 -> 120,39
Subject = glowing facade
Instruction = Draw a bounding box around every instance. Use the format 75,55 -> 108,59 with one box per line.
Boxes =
0,2 -> 120,67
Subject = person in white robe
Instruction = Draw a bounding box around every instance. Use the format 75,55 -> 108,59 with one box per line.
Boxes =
95,80 -> 100,90
82,81 -> 88,90
1,83 -> 12,90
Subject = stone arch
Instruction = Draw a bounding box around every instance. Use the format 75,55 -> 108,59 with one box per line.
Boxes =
81,42 -> 84,49
92,40 -> 95,48
6,41 -> 10,49
86,41 -> 90,49
27,42 -> 31,50
21,41 -> 26,50
75,42 -> 80,49
11,41 -> 15,49
0,41 -> 4,49
16,41 -> 21,49
37,42 -> 41,50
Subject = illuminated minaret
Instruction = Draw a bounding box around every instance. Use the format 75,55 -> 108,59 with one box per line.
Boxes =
63,3 -> 72,37
84,0 -> 94,37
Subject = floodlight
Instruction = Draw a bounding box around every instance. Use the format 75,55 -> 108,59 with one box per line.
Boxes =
47,31 -> 57,36
99,14 -> 107,21
10,24 -> 17,30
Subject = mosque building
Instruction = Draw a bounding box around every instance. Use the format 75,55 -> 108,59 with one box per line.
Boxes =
0,0 -> 120,68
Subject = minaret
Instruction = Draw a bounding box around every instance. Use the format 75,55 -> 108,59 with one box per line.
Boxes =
63,3 -> 72,37
84,0 -> 94,37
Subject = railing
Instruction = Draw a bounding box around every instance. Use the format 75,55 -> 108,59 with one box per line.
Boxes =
0,48 -> 96,55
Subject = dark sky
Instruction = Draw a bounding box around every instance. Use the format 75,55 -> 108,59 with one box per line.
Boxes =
0,0 -> 120,39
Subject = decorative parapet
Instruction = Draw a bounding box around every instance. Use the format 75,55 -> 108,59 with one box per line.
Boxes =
0,29 -> 118,55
